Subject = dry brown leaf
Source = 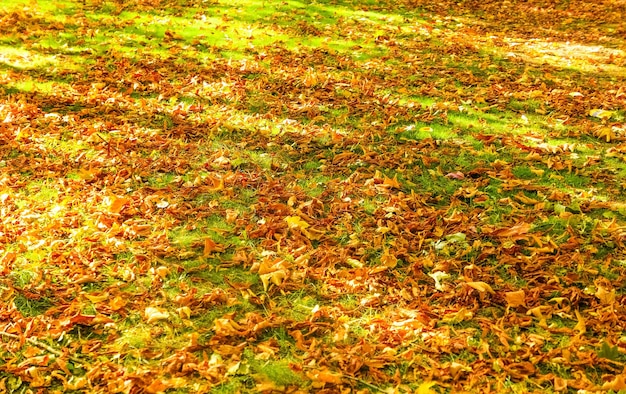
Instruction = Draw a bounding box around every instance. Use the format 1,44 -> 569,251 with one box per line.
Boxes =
494,222 -> 532,238
203,238 -> 225,257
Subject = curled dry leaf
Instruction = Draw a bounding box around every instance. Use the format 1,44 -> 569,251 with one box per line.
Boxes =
144,307 -> 170,324
203,238 -> 225,257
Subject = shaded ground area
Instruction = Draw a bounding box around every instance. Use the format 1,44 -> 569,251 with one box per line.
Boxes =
0,0 -> 625,392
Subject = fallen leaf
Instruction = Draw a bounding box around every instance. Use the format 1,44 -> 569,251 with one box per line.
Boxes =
417,381 -> 437,394
505,290 -> 526,307
145,307 -> 170,323
106,195 -> 129,214
602,374 -> 626,391
285,215 -> 310,230
445,171 -> 465,179
466,281 -> 495,294
204,238 -> 225,257
83,292 -> 109,303
589,108 -> 614,119
428,271 -> 450,291
595,286 -> 616,305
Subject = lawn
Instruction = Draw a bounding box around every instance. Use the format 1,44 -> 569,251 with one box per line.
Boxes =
0,0 -> 625,392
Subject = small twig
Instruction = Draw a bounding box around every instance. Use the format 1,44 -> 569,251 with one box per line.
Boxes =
95,132 -> 123,157
0,331 -> 88,367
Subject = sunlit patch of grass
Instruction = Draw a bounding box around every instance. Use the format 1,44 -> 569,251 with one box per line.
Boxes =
277,291 -> 320,321
297,174 -> 331,198
511,165 -> 536,180
4,78 -> 59,95
0,46 -> 58,70
112,322 -> 154,350
13,182 -> 59,209
533,214 -> 568,234
247,355 -> 307,388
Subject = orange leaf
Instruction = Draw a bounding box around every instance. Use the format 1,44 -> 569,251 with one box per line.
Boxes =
306,370 -> 343,384
109,296 -> 127,311
505,290 -> 526,307
466,281 -> 495,294
381,248 -> 398,268
602,374 -> 626,391
574,309 -> 586,335
106,195 -> 129,214
494,222 -> 531,239
145,379 -> 170,394
383,175 -> 401,188
203,238 -> 224,257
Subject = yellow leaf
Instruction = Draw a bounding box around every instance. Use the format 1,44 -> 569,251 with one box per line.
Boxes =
530,167 -> 544,177
306,370 -> 343,384
285,215 -> 309,230
554,376 -> 568,391
595,286 -> 616,305
346,258 -> 363,268
84,292 -> 109,304
417,381 -> 437,394
155,266 -> 170,279
589,108 -> 614,119
259,270 -> 287,291
214,318 -> 243,336
527,306 -> 549,328
381,249 -> 397,268
466,281 -> 495,294
602,374 -> 626,391
514,192 -> 540,205
428,271 -> 450,291
441,307 -> 473,323
177,306 -> 192,319
206,174 -> 224,190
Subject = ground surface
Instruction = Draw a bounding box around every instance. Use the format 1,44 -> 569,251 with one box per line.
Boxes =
0,0 -> 626,392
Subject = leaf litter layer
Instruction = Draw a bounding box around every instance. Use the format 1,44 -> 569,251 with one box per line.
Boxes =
0,0 -> 625,392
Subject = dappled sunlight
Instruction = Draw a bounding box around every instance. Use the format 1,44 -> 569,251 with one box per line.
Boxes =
0,46 -> 58,70
0,0 -> 626,392
505,38 -> 626,75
